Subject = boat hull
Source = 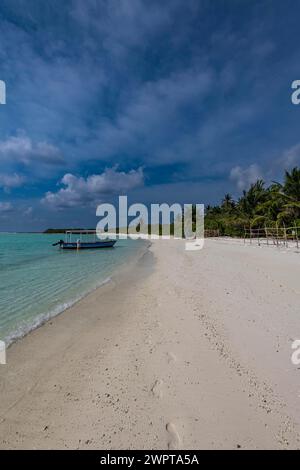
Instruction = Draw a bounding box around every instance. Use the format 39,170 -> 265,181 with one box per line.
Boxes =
60,240 -> 116,250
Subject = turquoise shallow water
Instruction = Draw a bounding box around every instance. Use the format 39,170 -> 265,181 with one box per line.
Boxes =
0,234 -> 146,345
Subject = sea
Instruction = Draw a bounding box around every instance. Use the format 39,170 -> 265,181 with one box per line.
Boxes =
0,233 -> 146,346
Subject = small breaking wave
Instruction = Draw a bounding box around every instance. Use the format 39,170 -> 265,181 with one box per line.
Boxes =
4,277 -> 112,347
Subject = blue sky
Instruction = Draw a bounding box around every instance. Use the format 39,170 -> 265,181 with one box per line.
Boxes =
0,0 -> 299,230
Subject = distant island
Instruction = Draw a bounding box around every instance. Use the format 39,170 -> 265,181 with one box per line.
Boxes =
44,228 -> 86,234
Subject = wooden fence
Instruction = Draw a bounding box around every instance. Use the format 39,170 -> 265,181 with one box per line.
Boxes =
204,229 -> 220,237
244,226 -> 300,249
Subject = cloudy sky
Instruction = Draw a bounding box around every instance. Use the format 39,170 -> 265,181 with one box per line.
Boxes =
0,0 -> 299,230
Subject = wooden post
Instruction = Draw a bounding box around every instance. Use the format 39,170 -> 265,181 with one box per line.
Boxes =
283,223 -> 287,248
265,225 -> 269,245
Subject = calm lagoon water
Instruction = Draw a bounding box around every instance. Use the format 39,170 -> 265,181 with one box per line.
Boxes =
0,233 -> 146,345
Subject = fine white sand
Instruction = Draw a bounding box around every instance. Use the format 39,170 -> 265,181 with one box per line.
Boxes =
0,238 -> 299,449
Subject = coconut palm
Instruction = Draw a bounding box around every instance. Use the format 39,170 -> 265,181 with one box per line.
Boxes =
204,167 -> 300,235
237,180 -> 267,225
276,167 -> 300,224
221,193 -> 235,211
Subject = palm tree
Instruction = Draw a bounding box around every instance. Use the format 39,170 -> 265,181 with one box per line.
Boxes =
276,167 -> 300,224
221,193 -> 235,211
237,180 -> 267,225
283,167 -> 300,200
204,167 -> 300,235
251,183 -> 284,227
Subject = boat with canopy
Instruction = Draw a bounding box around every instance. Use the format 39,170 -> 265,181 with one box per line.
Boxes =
52,230 -> 116,250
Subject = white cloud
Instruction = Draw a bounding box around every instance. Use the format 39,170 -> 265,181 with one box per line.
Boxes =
71,0 -> 177,56
230,164 -> 263,191
281,143 -> 300,168
24,206 -> 33,216
0,202 -> 13,214
42,167 -> 144,209
95,65 -> 214,164
0,173 -> 25,192
0,133 -> 64,165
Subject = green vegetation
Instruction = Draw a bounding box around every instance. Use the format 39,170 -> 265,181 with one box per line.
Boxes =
45,168 -> 300,239
205,167 -> 300,237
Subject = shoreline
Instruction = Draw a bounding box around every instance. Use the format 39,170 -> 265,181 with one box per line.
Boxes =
3,239 -> 151,348
0,238 -> 300,449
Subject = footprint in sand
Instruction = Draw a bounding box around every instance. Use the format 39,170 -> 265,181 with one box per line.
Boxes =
167,351 -> 177,364
166,422 -> 181,449
151,379 -> 164,398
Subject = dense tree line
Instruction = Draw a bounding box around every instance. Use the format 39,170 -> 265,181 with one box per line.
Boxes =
205,167 -> 300,237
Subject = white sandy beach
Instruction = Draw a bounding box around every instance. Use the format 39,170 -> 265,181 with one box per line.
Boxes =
0,238 -> 299,449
